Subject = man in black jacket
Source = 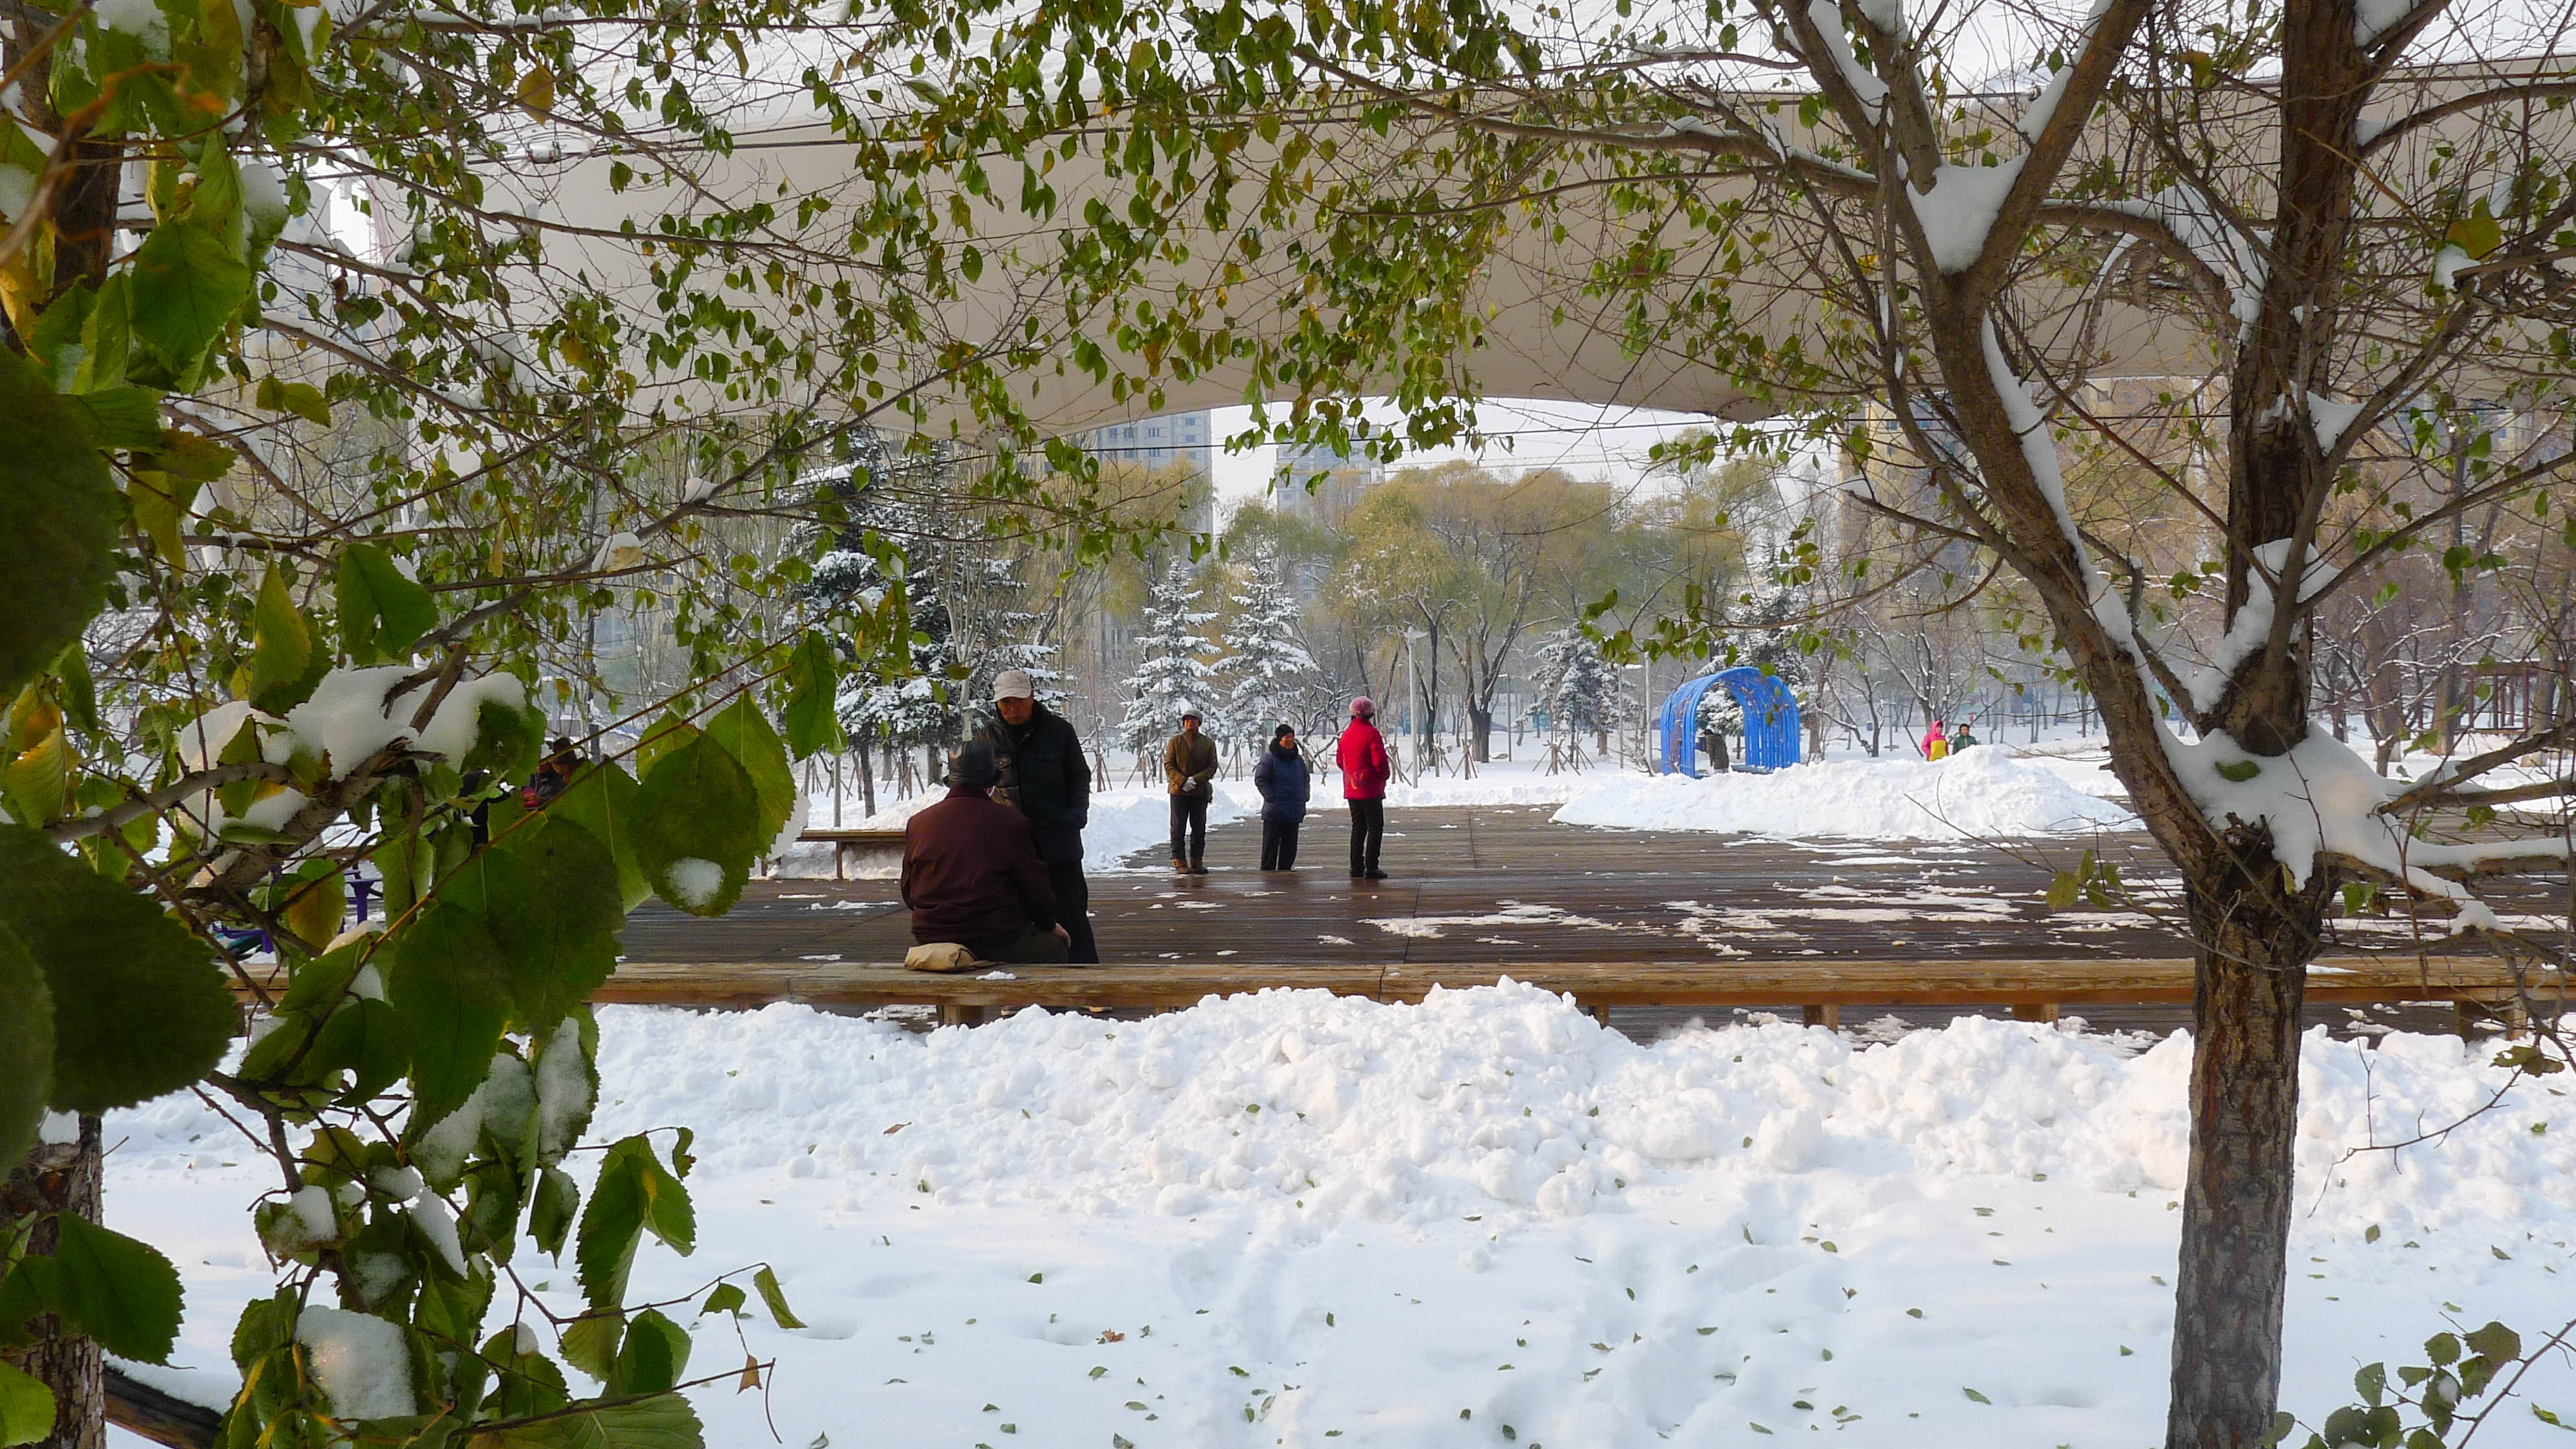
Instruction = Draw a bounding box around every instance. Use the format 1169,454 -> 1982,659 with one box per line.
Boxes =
976,669 -> 1098,961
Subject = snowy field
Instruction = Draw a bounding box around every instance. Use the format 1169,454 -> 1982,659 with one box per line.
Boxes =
106,987 -> 2576,1444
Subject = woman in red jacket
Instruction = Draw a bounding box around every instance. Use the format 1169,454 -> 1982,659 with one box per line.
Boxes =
1335,697 -> 1391,880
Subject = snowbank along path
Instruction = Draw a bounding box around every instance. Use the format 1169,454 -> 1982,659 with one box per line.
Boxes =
105,984 -> 2576,1446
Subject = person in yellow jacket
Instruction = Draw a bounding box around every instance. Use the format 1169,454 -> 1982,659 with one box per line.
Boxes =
1163,707 -> 1219,874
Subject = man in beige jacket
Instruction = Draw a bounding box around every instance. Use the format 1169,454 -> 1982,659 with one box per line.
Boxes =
1163,707 -> 1219,874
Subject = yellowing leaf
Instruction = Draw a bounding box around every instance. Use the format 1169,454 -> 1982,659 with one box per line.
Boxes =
517,66 -> 558,115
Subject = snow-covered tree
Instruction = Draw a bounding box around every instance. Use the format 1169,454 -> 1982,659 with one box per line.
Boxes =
1222,547 -> 1320,747
1120,559 -> 1224,754
1737,583 -> 1809,692
1532,626 -> 1628,765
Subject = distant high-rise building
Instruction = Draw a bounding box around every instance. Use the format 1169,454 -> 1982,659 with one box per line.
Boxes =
1074,410 -> 1215,478
1270,440 -> 1385,530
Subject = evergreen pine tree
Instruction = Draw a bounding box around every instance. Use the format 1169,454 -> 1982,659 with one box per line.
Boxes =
1222,546 -> 1319,747
1120,559 -> 1224,756
1533,626 -> 1627,765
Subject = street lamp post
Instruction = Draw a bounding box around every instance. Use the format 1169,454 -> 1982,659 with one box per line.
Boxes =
1402,629 -> 1427,780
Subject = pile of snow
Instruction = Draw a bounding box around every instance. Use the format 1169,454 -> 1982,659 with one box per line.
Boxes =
1553,745 -> 2139,839
101,988 -> 2576,1446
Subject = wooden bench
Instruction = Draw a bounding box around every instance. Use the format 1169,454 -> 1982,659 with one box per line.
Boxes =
229,954 -> 2557,1030
783,828 -> 908,880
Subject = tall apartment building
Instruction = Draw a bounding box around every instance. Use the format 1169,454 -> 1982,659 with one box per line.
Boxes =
1270,439 -> 1387,531
1076,410 -> 1216,477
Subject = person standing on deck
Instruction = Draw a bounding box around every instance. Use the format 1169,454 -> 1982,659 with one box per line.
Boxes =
977,668 -> 1097,961
1252,724 -> 1310,871
1163,706 -> 1218,874
1336,697 -> 1390,881
1921,719 -> 1949,761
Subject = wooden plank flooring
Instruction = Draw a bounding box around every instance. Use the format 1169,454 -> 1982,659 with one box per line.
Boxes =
626,805 -> 2562,969
227,805 -> 2560,1036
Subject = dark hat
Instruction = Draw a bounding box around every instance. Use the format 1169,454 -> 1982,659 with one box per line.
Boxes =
947,741 -> 1002,789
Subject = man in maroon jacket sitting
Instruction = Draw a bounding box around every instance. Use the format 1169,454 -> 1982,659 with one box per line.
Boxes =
900,741 -> 1071,963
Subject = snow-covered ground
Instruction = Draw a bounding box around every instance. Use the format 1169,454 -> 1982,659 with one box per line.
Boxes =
106,988 -> 2576,1444
1552,745 -> 2137,840
784,727 -> 2564,874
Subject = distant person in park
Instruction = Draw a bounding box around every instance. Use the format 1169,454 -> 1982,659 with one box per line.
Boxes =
520,736 -> 583,808
1252,724 -> 1310,871
900,741 -> 1069,964
978,669 -> 1096,962
1922,719 -> 1950,761
1699,722 -> 1730,774
1336,697 -> 1390,881
1951,719 -> 1979,752
1164,706 -> 1218,875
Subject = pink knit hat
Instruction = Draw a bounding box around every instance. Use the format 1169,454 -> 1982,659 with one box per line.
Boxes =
1350,697 -> 1374,719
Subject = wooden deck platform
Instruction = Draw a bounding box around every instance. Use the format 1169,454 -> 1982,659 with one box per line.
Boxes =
234,952 -> 2553,1029
247,806 -> 2559,1032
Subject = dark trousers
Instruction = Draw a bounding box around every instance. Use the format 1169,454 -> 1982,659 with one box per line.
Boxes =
1169,792 -> 1209,863
1260,818 -> 1300,871
1347,797 -> 1384,874
1048,858 -> 1098,963
965,923 -> 1070,965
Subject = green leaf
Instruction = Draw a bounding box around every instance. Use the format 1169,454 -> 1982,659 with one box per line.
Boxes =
68,387 -> 167,449
248,565 -> 316,709
0,826 -> 234,1114
2465,1321 -> 2521,1364
336,543 -> 438,665
608,1308 -> 690,1395
0,1358 -> 56,1446
2216,759 -> 2262,782
478,1326 -> 573,1422
780,634 -> 843,760
0,351 -> 119,700
475,815 -> 625,1031
698,1284 -> 745,1318
253,375 -> 331,427
310,997 -> 410,1103
632,714 -> 698,778
0,924 -> 53,1169
699,695 -> 794,847
468,1393 -> 704,1448
390,813 -> 621,1121
631,733 -> 760,917
576,1136 -> 694,1310
127,217 -> 252,371
530,1167 -> 579,1257
385,910 -> 512,1128
750,1267 -> 803,1330
559,1315 -> 622,1383
3,1214 -> 186,1363
1961,1387 -> 1992,1405
546,763 -> 648,911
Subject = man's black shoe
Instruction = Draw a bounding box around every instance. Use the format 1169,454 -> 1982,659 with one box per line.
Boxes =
1363,869 -> 1389,880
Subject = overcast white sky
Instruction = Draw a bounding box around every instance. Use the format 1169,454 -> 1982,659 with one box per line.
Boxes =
1205,398 -> 1726,523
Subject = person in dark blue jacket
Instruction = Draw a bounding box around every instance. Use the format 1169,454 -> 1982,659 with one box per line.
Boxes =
1251,724 -> 1311,872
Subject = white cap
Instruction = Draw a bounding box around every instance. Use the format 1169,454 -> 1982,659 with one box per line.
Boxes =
993,669 -> 1035,700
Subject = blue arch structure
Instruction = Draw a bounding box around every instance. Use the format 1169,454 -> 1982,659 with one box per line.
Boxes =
1658,667 -> 1802,776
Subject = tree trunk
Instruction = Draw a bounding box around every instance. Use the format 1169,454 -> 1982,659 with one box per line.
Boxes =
1465,702 -> 1493,762
2166,846 -> 2325,1447
1,1117 -> 106,1449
